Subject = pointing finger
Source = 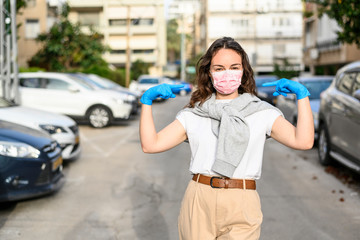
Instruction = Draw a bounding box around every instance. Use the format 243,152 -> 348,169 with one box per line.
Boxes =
262,80 -> 279,87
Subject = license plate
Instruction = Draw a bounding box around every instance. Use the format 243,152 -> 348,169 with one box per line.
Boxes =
75,135 -> 80,144
52,156 -> 63,171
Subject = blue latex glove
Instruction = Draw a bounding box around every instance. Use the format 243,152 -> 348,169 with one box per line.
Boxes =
262,78 -> 310,100
140,83 -> 185,105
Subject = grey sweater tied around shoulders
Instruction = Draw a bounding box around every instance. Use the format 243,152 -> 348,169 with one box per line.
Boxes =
183,93 -> 283,178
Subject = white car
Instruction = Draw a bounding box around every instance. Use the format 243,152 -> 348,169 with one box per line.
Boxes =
19,72 -> 133,128
0,97 -> 80,160
129,75 -> 172,94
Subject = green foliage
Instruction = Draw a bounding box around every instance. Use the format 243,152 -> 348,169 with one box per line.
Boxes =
28,2 -> 109,71
273,59 -> 300,79
131,59 -> 150,81
304,0 -> 360,48
167,19 -> 181,62
19,67 -> 46,72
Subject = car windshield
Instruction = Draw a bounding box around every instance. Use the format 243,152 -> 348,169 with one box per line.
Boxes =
139,78 -> 159,84
67,75 -> 96,90
302,80 -> 332,99
0,98 -> 16,108
255,77 -> 278,87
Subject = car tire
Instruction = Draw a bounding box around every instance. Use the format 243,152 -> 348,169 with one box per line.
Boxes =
179,89 -> 187,96
87,105 -> 112,128
318,123 -> 332,165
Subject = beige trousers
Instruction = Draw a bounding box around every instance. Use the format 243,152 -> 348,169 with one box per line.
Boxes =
178,180 -> 263,240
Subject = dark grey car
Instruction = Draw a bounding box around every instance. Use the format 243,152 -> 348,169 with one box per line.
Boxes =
318,61 -> 360,172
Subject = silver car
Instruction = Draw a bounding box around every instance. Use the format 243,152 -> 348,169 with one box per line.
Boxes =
0,98 -> 80,161
318,61 -> 360,172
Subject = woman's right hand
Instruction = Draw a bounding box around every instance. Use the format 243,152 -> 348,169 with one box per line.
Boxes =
140,83 -> 184,105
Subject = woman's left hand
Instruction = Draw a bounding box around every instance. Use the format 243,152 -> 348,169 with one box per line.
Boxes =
262,78 -> 310,100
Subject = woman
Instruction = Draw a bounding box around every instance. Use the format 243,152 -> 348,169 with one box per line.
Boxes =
140,37 -> 314,239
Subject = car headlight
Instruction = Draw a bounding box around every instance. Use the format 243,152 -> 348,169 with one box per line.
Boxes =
39,124 -> 67,134
0,141 -> 40,158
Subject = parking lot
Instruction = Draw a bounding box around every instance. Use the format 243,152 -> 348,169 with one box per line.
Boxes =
0,96 -> 360,240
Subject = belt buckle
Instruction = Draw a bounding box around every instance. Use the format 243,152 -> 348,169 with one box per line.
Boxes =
210,176 -> 224,188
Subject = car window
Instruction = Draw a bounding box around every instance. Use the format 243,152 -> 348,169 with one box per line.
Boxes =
302,80 -> 332,99
139,78 -> 159,84
20,78 -> 42,88
67,75 -> 95,90
353,73 -> 360,94
45,78 -> 71,90
337,73 -> 355,95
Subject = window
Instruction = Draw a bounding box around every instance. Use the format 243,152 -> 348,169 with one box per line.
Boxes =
353,73 -> 360,94
131,18 -> 154,26
78,12 -> 99,26
20,78 -> 41,88
109,19 -> 126,26
110,49 -> 126,54
46,79 -> 70,90
25,19 -> 40,39
337,73 -> 355,95
132,49 -> 154,54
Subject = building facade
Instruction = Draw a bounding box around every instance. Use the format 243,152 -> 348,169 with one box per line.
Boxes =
303,3 -> 360,75
16,0 -> 60,68
201,0 -> 304,74
68,0 -> 166,76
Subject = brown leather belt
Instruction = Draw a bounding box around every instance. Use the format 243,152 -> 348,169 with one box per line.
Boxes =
192,174 -> 256,190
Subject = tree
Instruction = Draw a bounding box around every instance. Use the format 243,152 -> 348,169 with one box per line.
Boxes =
131,59 -> 150,81
304,0 -> 360,48
273,58 -> 300,79
29,3 -> 108,71
167,19 -> 181,63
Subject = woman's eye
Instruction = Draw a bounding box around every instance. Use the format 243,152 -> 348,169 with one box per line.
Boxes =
214,68 -> 224,72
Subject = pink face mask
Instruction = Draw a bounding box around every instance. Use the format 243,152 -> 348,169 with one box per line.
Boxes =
211,70 -> 243,94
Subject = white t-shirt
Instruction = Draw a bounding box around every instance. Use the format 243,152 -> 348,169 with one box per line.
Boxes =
176,102 -> 281,180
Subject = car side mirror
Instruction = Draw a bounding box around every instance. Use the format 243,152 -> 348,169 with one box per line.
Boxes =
68,85 -> 79,93
353,89 -> 360,101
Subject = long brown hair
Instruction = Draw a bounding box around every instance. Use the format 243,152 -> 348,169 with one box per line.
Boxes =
187,37 -> 257,108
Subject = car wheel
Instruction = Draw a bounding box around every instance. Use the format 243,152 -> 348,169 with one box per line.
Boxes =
179,89 -> 187,96
87,106 -> 112,128
318,124 -> 332,165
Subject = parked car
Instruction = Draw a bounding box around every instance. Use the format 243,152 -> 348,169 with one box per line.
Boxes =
0,120 -> 64,202
69,73 -> 140,115
255,75 -> 279,105
19,72 -> 133,128
129,75 -> 172,95
0,97 -> 80,161
169,79 -> 193,96
318,61 -> 360,172
276,76 -> 333,139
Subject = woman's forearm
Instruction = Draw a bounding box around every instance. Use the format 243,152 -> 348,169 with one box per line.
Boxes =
139,105 -> 157,152
295,97 -> 314,149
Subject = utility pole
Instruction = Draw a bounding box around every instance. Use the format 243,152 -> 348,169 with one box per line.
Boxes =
125,4 -> 131,88
0,0 -> 19,103
180,14 -> 186,81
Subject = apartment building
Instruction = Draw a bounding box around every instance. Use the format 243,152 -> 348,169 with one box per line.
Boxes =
200,0 -> 303,74
67,0 -> 166,76
303,3 -> 360,75
16,0 -> 60,68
